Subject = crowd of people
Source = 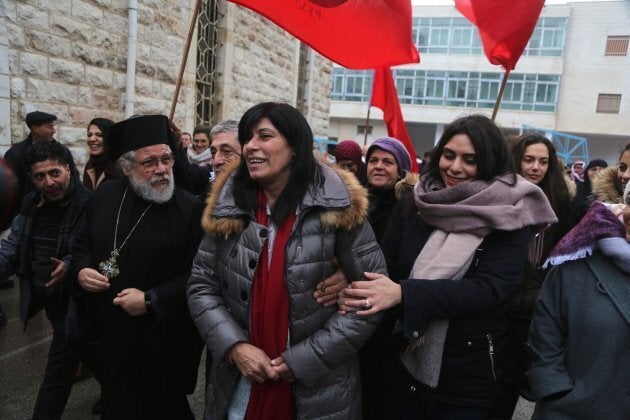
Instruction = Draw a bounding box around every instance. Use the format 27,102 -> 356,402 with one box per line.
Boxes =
0,105 -> 629,420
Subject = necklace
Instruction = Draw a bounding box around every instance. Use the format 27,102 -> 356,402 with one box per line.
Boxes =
98,186 -> 152,278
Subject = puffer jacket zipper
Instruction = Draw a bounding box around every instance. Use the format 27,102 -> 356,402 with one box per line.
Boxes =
486,333 -> 497,381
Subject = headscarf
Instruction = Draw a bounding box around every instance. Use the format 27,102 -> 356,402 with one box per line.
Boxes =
335,140 -> 362,168
367,137 -> 412,177
570,160 -> 586,182
544,201 -> 625,268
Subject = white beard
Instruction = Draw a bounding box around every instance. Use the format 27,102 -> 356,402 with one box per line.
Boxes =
128,170 -> 175,204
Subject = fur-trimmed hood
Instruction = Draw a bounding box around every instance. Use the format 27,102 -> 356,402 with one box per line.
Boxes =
201,160 -> 369,237
592,166 -> 622,204
395,171 -> 419,199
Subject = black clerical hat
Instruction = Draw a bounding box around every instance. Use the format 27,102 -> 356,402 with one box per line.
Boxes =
108,115 -> 174,160
25,111 -> 57,128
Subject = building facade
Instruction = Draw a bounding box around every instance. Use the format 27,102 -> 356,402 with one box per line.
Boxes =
1,0 -> 332,165
329,1 -> 630,164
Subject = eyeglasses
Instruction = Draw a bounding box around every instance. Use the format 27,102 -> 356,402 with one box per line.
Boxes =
127,154 -> 175,170
211,146 -> 241,161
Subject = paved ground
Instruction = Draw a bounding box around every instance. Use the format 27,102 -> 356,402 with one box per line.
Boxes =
0,279 -> 534,419
0,278 -> 206,420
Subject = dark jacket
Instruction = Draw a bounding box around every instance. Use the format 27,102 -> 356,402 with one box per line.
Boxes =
187,162 -> 387,420
172,144 -> 213,195
528,253 -> 630,419
506,214 -> 574,321
367,172 -> 418,245
72,178 -> 203,419
0,181 -> 90,325
380,193 -> 529,408
368,188 -> 397,244
82,157 -> 120,191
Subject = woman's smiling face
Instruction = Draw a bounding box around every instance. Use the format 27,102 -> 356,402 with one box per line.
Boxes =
87,124 -> 105,156
439,134 -> 478,187
242,118 -> 294,190
617,151 -> 630,195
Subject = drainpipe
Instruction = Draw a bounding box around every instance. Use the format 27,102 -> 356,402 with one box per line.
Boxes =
125,0 -> 138,118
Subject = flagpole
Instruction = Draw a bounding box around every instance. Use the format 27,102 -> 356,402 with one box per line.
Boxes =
169,0 -> 203,121
491,69 -> 511,121
363,105 -> 372,146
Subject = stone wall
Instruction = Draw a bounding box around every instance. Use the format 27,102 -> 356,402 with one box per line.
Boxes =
308,53 -> 332,137
213,3 -> 331,136
1,0 -> 332,164
2,0 -> 198,165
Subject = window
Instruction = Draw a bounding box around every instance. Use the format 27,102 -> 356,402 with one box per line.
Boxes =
605,36 -> 629,56
524,18 -> 567,57
195,0 -> 221,125
357,125 -> 373,135
596,94 -> 622,113
331,68 -> 372,102
412,16 -> 565,57
330,68 -> 560,112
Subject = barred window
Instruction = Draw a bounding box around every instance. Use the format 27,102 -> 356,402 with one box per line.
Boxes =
195,0 -> 221,126
357,125 -> 372,135
605,35 -> 629,56
596,94 -> 622,114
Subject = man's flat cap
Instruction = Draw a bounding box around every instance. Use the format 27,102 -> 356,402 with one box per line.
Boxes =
25,111 -> 57,128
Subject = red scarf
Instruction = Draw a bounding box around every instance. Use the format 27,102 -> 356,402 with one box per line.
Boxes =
246,190 -> 296,420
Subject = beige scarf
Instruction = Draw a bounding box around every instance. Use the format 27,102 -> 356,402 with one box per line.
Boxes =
400,173 -> 557,387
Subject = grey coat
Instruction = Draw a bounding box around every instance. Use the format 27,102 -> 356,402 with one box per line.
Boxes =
527,252 -> 630,419
187,162 -> 387,419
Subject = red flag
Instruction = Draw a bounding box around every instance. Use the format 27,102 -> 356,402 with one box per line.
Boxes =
227,0 -> 419,69
371,67 -> 418,173
455,0 -> 544,70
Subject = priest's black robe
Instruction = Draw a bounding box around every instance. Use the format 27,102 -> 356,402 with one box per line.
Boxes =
73,178 -> 203,420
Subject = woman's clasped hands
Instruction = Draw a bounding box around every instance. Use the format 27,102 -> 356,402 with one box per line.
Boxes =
228,342 -> 295,384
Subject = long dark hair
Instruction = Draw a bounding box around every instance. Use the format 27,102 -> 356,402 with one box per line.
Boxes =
88,117 -> 114,156
424,114 -> 514,182
619,143 -> 630,160
233,102 -> 317,225
511,133 -> 571,218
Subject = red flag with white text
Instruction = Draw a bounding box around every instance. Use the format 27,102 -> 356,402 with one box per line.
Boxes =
455,0 -> 544,70
371,67 -> 418,173
227,0 -> 419,69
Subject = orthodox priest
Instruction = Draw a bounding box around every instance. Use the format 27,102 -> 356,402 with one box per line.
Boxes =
73,115 -> 203,419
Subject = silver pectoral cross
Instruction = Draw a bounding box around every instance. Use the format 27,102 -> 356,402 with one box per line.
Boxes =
98,249 -> 120,279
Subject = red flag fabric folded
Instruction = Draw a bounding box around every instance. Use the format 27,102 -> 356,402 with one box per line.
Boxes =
371,67 -> 418,173
227,0 -> 419,69
455,0 -> 544,70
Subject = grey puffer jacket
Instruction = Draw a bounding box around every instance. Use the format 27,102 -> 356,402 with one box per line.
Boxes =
187,162 -> 387,420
